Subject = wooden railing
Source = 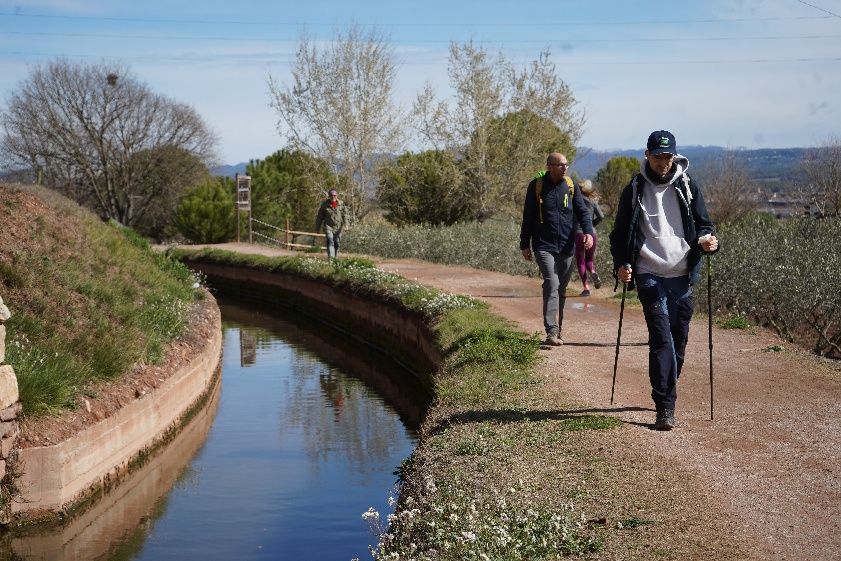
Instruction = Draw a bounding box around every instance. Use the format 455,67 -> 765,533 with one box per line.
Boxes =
250,217 -> 325,251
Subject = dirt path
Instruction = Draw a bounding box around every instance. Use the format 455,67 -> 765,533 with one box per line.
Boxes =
202,244 -> 841,560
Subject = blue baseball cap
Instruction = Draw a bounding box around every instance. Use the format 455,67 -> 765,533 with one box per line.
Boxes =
647,130 -> 676,155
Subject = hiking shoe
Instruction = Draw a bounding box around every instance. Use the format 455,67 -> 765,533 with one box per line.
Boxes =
543,334 -> 564,346
654,409 -> 676,431
590,271 -> 602,289
580,289 -> 591,297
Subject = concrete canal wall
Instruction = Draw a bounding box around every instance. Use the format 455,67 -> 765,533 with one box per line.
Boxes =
8,297 -> 222,523
184,257 -> 443,391
6,254 -> 437,526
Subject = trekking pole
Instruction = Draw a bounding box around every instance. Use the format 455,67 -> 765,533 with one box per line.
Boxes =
610,264 -> 631,405
706,254 -> 714,421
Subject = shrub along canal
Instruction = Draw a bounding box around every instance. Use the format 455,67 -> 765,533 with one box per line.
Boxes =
5,298 -> 427,561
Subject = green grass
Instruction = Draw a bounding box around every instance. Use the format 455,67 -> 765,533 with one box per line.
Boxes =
715,312 -> 751,330
2,188 -> 201,416
170,248 -> 482,319
556,414 -> 622,431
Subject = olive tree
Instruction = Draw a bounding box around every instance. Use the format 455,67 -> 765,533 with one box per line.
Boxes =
267,25 -> 403,222
700,150 -> 758,226
413,44 -> 584,220
801,137 -> 841,218
0,59 -> 217,231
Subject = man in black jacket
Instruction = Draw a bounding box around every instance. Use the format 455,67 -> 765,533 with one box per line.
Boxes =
520,152 -> 594,347
609,130 -> 719,430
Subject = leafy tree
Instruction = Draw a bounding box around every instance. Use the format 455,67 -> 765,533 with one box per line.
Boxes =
594,156 -> 640,216
267,25 -> 403,222
245,149 -> 340,230
413,43 -> 583,220
377,150 -> 470,226
176,177 -> 236,243
801,137 -> 841,218
480,110 -> 574,216
129,146 -> 209,240
0,58 -> 216,228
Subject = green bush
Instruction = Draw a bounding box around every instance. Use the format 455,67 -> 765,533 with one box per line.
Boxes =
175,177 -> 236,243
344,217 -> 615,282
710,215 -> 841,358
342,212 -> 840,358
344,219 -> 539,277
377,150 -> 471,226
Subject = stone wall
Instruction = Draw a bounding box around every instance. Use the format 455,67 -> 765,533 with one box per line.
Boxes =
0,293 -> 22,524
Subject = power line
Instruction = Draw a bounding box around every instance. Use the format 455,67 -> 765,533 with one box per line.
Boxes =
0,11 -> 834,27
0,49 -> 838,66
796,0 -> 841,18
2,29 -> 840,44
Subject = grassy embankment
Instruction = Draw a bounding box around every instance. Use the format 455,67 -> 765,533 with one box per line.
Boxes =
170,247 -> 632,559
0,184 -> 203,417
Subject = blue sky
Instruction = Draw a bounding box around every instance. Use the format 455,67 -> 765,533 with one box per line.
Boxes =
1,0 -> 839,165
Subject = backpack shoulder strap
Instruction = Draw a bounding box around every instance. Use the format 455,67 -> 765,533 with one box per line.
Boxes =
630,173 -> 645,210
533,174 -> 575,223
535,176 -> 543,223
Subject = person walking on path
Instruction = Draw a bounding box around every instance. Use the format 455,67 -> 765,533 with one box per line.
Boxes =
520,152 -> 594,347
574,179 -> 605,296
315,189 -> 348,259
609,130 -> 719,430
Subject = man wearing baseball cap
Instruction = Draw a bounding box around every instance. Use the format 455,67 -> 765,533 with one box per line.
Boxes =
609,130 -> 719,430
315,189 -> 348,258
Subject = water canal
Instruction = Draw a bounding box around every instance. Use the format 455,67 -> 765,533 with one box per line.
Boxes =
5,298 -> 427,561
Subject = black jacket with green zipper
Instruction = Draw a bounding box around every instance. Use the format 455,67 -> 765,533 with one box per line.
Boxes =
520,173 -> 594,255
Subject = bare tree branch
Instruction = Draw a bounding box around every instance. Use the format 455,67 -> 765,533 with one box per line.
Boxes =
267,26 -> 404,221
411,43 -> 584,220
802,137 -> 841,218
0,58 -> 217,232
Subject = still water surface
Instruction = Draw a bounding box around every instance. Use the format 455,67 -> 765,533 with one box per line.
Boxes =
6,300 -> 422,561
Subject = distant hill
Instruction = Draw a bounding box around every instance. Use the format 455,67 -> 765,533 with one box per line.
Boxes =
211,146 -> 809,191
210,162 -> 247,177
573,146 -> 807,188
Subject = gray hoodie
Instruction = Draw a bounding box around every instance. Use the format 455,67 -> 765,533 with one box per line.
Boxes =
635,154 -> 692,278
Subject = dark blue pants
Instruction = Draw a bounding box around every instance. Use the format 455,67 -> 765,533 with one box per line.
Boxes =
636,274 -> 694,411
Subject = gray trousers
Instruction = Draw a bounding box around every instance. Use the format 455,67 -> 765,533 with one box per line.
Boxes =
325,230 -> 341,258
535,250 -> 575,337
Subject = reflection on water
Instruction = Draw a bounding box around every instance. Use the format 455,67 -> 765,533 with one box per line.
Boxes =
3,299 -> 424,561
7,373 -> 222,561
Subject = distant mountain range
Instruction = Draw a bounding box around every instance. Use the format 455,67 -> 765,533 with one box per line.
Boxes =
573,146 -> 806,186
211,145 -> 809,190
210,162 -> 248,177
